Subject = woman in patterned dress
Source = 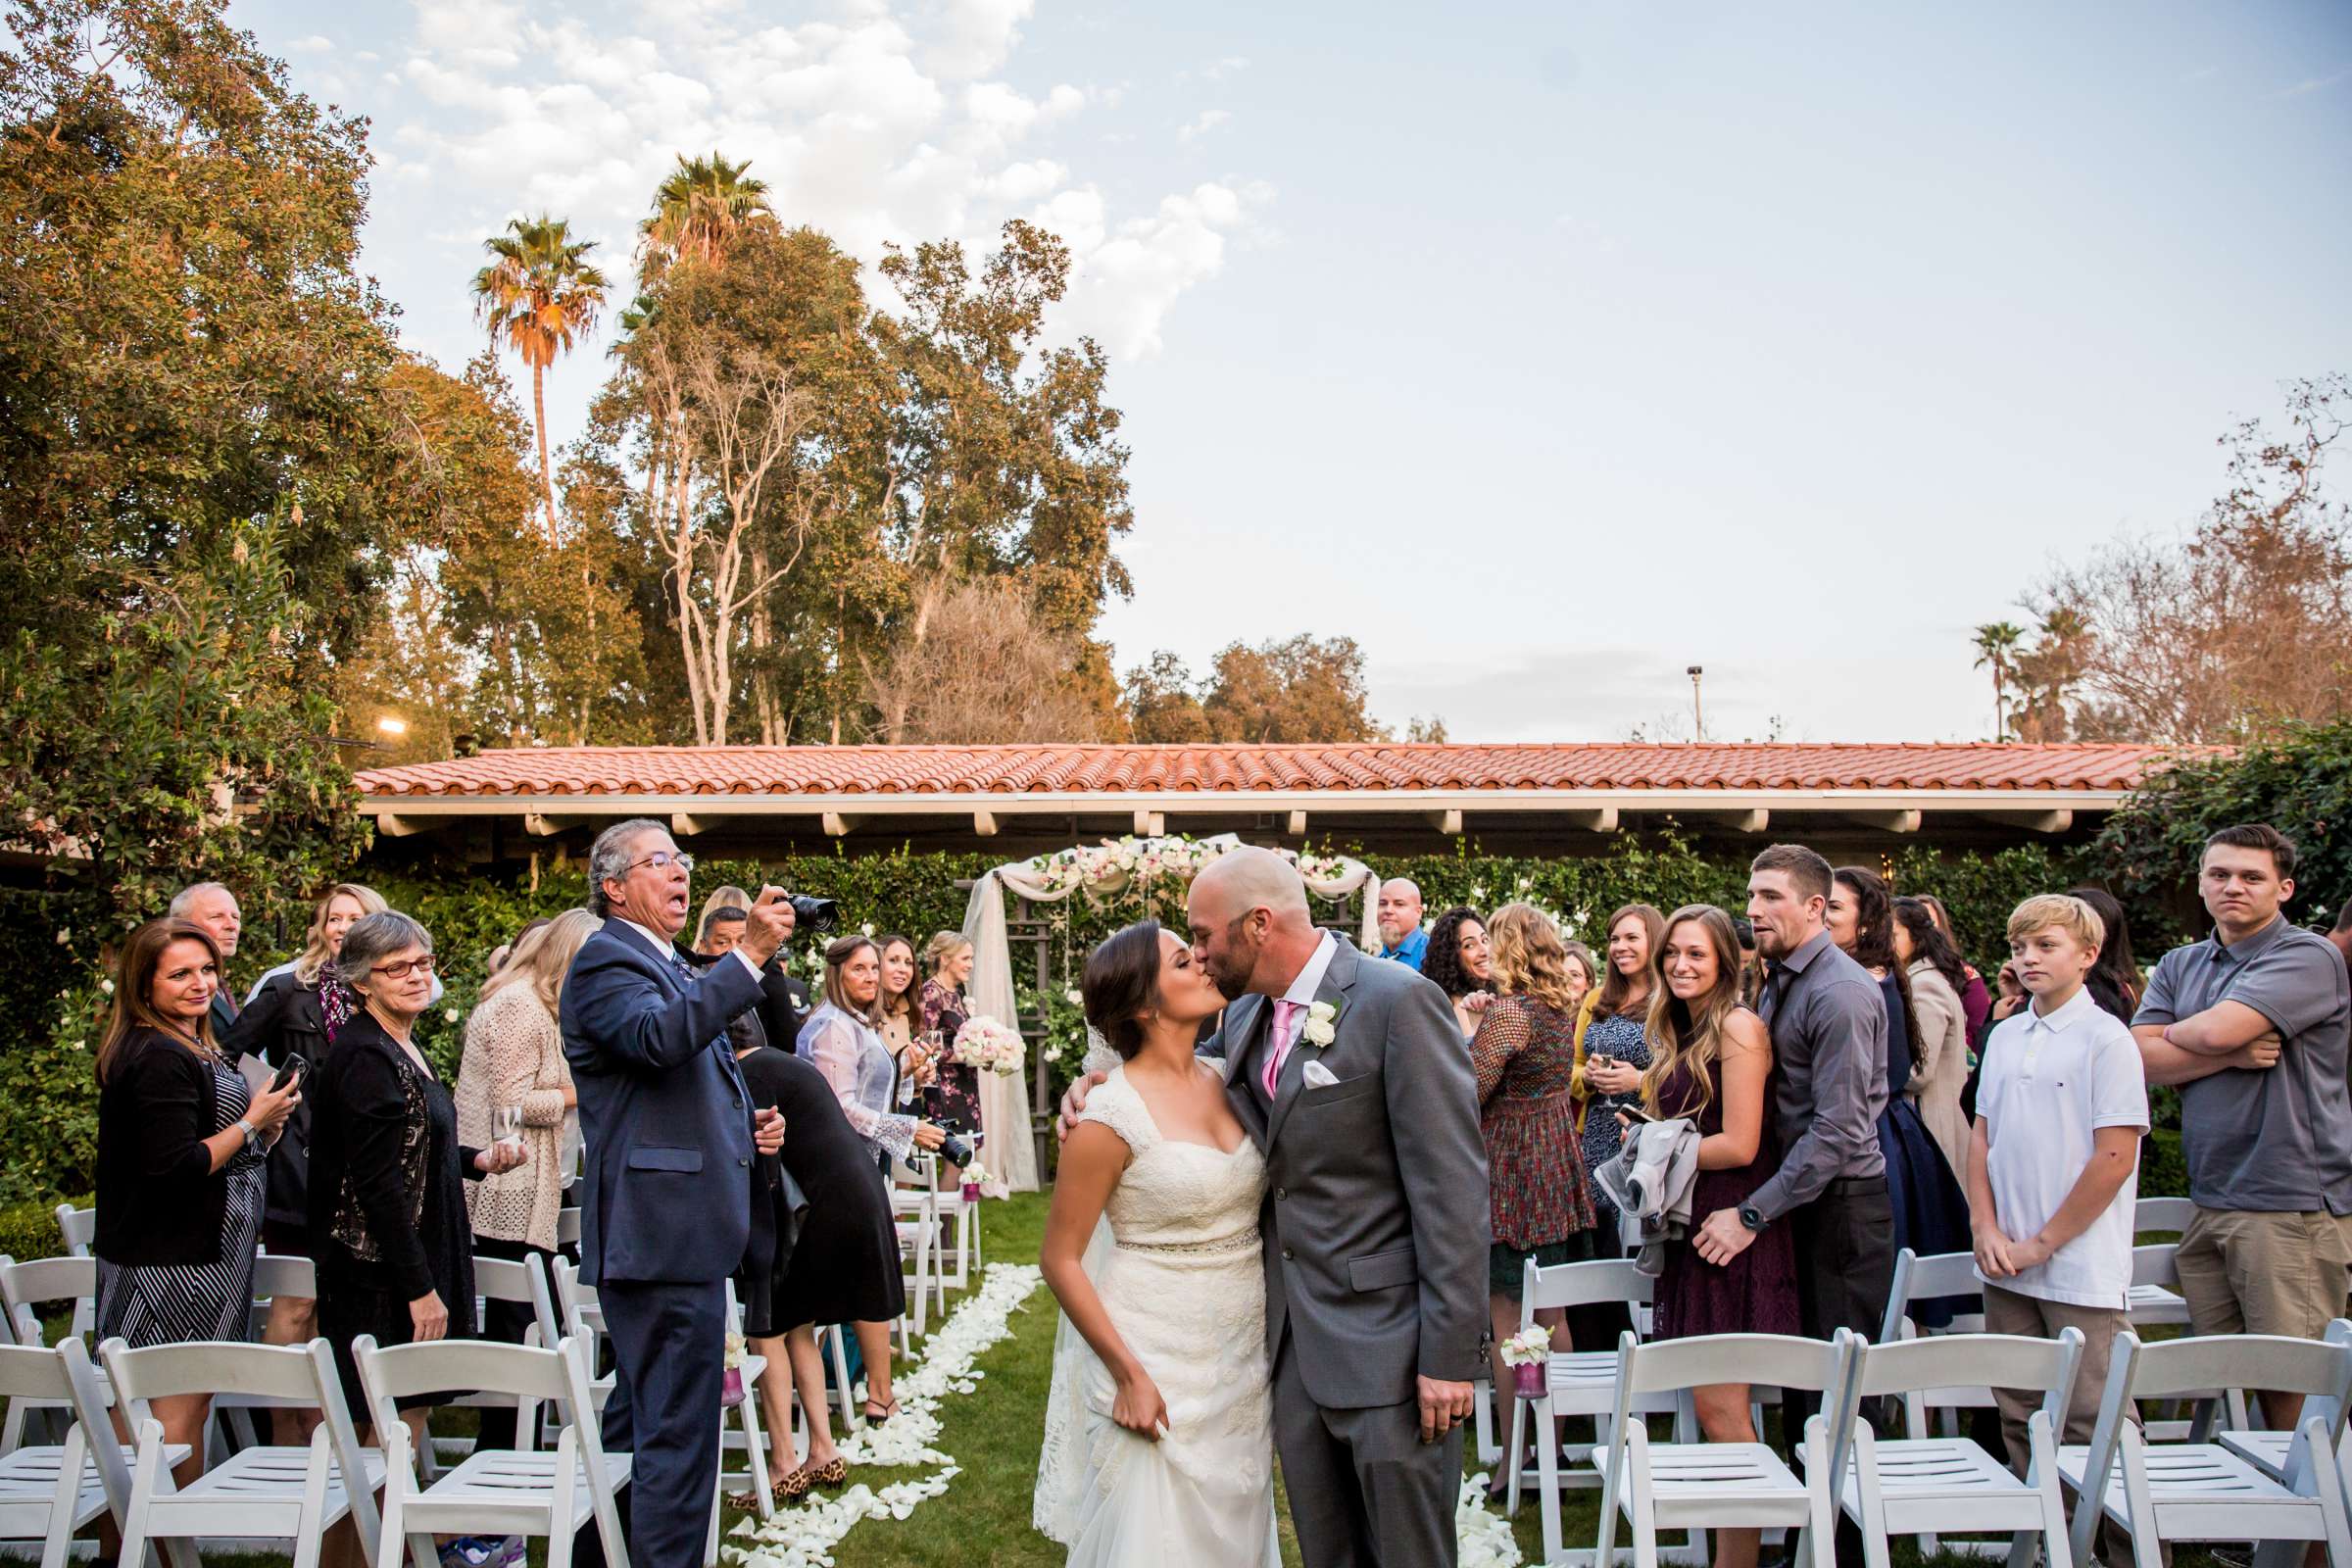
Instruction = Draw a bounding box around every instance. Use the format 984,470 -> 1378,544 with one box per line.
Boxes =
916,931 -> 983,1180
94,920 -> 301,1485
310,913 -> 526,1446
1470,905 -> 1597,1414
1575,904 -> 1667,1237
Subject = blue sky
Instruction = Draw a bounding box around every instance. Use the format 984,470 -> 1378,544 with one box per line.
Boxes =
229,0 -> 2352,744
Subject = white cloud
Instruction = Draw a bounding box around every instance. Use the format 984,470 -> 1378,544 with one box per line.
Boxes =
1176,108 -> 1230,142
1202,56 -> 1250,80
374,0 -> 1265,371
2276,66 -> 2348,99
286,34 -> 334,54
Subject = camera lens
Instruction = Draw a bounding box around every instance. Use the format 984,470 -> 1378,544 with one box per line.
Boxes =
788,894 -> 840,934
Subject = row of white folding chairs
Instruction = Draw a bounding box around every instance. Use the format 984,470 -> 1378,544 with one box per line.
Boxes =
0,1326 -> 623,1568
1577,1321 -> 2352,1568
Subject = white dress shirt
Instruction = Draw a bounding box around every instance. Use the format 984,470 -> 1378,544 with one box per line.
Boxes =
613,916 -> 764,983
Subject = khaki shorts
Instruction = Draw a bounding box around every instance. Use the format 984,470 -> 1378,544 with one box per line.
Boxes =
2177,1206 -> 2352,1340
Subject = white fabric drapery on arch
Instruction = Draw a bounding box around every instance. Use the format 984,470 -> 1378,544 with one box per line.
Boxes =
958,833 -> 1385,1195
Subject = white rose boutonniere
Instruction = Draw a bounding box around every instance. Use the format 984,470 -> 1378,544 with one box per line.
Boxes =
1302,1000 -> 1338,1048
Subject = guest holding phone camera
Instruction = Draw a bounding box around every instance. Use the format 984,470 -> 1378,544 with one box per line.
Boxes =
95,919 -> 301,1485
1576,904 -> 1667,1236
309,912 -> 526,1448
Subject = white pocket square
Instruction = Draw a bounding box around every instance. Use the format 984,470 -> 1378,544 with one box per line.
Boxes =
1300,1060 -> 1341,1089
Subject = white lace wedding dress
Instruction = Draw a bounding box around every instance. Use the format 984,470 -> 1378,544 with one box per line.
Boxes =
1033,1060 -> 1279,1567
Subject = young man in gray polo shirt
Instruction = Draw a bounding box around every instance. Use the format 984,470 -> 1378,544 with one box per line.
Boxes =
2133,824 -> 2352,1401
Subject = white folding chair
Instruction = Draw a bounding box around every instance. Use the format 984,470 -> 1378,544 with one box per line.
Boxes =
1506,1255 -> 1671,1566
549,1257 -> 615,1416
437,1254 -> 564,1464
0,1339 -> 184,1568
103,1335 -> 385,1568
2217,1319 -> 2352,1488
900,1153 -> 980,1295
0,1255 -> 97,1354
2125,1200 -> 2194,1329
0,1255 -> 102,1453
358,1334 -> 630,1568
2059,1331 -> 2352,1568
557,1207 -> 581,1250
1830,1329 -> 2082,1567
892,1209 -> 939,1340
51,1208 -> 95,1263
1594,1331 -> 1856,1568
715,1279 -> 774,1523
218,1253 -> 319,1456
1877,1250 -> 1994,1443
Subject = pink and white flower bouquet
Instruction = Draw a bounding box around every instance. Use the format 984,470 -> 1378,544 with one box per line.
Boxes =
952,1014 -> 1025,1076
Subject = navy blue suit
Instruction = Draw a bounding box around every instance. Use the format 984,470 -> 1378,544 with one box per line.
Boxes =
562,921 -> 764,1568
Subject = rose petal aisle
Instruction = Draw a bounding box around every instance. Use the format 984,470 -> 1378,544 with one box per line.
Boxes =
723,1262 -> 1046,1568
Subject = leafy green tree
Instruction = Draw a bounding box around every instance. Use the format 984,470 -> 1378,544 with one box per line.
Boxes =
2088,718 -> 2352,945
0,0 -> 410,657
472,216 -> 611,543
1201,634 -> 1386,743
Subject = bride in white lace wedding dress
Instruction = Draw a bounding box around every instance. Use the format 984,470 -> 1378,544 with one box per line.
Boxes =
1034,923 -> 1279,1568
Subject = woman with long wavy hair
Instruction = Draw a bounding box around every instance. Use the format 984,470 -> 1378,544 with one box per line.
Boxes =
1468,904 -> 1595,1440
1420,906 -> 1494,1040
1636,906 -> 1795,1568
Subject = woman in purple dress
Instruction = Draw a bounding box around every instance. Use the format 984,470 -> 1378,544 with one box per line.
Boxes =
1640,905 -> 1797,1568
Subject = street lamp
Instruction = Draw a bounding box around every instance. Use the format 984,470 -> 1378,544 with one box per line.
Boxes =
1686,666 -> 1704,741
376,715 -> 409,738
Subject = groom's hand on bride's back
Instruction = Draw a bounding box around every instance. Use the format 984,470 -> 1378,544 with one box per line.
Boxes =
1056,1070 -> 1109,1141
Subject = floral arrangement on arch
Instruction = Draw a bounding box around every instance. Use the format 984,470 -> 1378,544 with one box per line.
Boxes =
1023,835 -> 1353,909
951,1014 -> 1026,1076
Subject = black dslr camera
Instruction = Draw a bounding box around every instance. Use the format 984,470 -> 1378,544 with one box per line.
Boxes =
786,893 -> 840,934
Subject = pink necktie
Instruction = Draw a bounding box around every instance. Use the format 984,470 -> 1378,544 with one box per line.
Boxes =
1262,1000 -> 1302,1097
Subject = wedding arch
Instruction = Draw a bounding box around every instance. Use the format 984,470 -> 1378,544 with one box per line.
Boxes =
957,834 -> 1386,1194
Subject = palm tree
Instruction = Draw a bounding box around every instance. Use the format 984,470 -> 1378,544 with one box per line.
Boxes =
1973,620 -> 2025,740
637,152 -> 773,281
471,216 -> 610,544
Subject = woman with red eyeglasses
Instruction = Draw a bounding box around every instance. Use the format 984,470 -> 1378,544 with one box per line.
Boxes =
307,910 -> 526,1456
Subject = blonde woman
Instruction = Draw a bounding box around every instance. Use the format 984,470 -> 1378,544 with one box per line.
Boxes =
1468,903 -> 1596,1446
916,933 -> 982,1183
1637,906 -> 1795,1568
457,908 -> 594,1448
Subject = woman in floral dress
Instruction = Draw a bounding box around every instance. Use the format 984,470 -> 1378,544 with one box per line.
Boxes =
1470,900 -> 1597,1496
1575,904 -> 1667,1238
917,931 -> 983,1182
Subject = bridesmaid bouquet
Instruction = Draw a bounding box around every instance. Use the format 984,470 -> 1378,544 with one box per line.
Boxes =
952,1014 -> 1025,1076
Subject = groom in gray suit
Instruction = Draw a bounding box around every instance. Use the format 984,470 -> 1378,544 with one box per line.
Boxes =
1073,848 -> 1490,1566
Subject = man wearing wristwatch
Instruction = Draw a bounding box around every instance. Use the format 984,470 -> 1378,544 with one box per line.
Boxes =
1693,846 -> 1894,1363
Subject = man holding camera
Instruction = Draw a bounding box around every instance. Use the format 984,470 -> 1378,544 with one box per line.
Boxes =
563,820 -> 791,1568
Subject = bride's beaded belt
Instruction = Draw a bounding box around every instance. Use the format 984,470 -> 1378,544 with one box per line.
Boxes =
1115,1229 -> 1262,1256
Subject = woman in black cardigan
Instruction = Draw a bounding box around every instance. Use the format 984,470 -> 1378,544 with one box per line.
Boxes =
94,919 -> 300,1483
307,911 -> 525,1443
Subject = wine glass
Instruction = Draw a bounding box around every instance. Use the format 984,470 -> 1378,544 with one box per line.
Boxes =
493,1104 -> 524,1152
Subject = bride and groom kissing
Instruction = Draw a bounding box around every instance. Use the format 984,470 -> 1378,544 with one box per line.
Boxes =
1034,847 -> 1492,1568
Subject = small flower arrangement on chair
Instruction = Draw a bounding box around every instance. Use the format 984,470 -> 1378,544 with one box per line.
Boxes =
1498,1325 -> 1551,1398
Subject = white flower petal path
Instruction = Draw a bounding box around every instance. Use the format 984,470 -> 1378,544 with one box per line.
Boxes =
723,1262 -> 1045,1567
721,1261 -> 1523,1567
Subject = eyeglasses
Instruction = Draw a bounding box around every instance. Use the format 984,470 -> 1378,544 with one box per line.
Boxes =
628,851 -> 696,874
371,955 -> 437,980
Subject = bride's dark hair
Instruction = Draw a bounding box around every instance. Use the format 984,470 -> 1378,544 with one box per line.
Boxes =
1082,920 -> 1164,1061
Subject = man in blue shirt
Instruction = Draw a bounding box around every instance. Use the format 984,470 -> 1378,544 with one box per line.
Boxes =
1377,878 -> 1429,969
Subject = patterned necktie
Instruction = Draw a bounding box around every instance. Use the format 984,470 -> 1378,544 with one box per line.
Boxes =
1261,999 -> 1303,1098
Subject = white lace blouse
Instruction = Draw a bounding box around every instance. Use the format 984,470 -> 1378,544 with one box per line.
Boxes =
795,1002 -> 919,1162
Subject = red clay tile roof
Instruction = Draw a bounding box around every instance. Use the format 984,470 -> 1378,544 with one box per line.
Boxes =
356,743 -> 2194,800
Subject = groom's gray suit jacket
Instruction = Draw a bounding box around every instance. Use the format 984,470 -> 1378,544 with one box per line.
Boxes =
1214,937 -> 1491,1410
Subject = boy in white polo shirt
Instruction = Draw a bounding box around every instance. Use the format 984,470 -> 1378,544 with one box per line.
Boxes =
1968,893 -> 2150,1476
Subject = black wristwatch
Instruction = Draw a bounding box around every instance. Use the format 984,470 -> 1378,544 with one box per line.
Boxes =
1738,1204 -> 1767,1233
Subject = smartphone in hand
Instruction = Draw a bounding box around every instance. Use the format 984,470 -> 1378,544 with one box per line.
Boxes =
270,1054 -> 309,1095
